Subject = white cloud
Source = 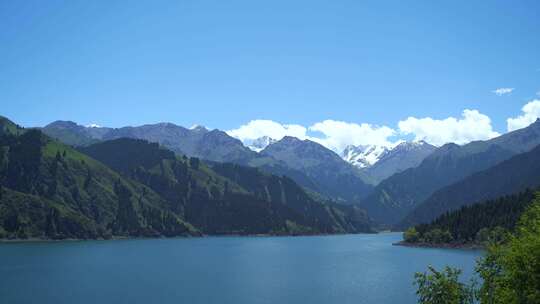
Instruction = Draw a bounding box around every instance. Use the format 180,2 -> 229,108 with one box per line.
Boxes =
227,119 -> 397,153
398,109 -> 500,146
492,88 -> 514,96
226,120 -> 308,142
308,120 -> 396,152
229,107 -> 515,152
507,100 -> 540,132
86,123 -> 101,128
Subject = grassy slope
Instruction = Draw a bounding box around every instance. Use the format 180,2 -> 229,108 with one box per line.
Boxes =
0,129 -> 198,240
82,138 -> 374,235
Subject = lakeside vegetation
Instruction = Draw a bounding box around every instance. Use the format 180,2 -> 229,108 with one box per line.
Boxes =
402,189 -> 536,247
413,194 -> 540,303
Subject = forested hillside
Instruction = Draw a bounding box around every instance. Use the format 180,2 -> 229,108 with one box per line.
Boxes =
1,115 -> 374,240
400,143 -> 540,228
402,189 -> 536,246
362,119 -> 540,226
0,127 -> 198,239
42,120 -> 374,205
81,138 -> 373,235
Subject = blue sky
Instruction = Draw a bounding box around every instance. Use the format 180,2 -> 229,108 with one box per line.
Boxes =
1,0 -> 539,148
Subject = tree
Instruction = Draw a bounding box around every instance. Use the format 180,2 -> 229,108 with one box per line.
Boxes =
418,195 -> 540,304
84,168 -> 92,189
189,157 -> 200,170
423,228 -> 453,244
404,227 -> 420,243
414,265 -> 476,304
476,196 -> 540,304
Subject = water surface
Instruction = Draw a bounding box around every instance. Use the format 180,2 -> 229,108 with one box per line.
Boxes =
0,233 -> 481,304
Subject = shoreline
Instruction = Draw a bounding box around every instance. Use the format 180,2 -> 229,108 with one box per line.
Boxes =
0,230 -> 382,244
393,240 -> 484,250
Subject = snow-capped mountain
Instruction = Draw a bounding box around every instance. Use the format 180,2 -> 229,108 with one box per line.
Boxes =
341,141 -> 437,183
341,145 -> 390,168
244,136 -> 277,152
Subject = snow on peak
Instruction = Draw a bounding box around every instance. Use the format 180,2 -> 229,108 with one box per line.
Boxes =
244,136 -> 277,152
341,141 -> 436,169
189,124 -> 208,132
341,145 -> 390,168
86,123 -> 101,128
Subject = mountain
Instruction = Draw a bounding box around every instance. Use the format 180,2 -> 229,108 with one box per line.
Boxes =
341,145 -> 390,169
0,115 -> 374,239
0,116 -> 24,136
42,121 -> 104,146
399,142 -> 540,228
42,121 -> 259,164
81,138 -> 373,235
0,123 -> 199,239
41,121 -> 365,203
340,141 -> 436,184
260,136 -> 374,203
365,141 -> 436,184
361,118 -> 540,226
244,136 -> 276,152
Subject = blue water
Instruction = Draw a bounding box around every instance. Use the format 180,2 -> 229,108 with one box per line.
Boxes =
0,233 -> 481,304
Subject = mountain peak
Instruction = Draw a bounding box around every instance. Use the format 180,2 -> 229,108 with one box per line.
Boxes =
189,124 -> 208,132
244,136 -> 276,152
392,140 -> 435,152
341,144 -> 390,168
280,136 -> 303,143
45,120 -> 80,129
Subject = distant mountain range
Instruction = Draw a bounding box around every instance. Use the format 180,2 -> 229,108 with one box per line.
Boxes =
42,120 -> 436,186
37,117 -> 540,232
0,116 -> 373,240
361,118 -> 540,226
259,136 -> 374,203
342,141 -> 436,183
43,120 -> 257,164
41,121 -> 376,203
399,141 -> 540,229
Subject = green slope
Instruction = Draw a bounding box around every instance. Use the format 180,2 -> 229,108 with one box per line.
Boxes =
0,125 -> 198,240
81,138 -> 373,235
402,189 -> 536,246
361,119 -> 540,226
399,143 -> 540,229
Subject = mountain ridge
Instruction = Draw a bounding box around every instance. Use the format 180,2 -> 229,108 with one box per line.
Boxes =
361,118 -> 540,226
398,142 -> 540,229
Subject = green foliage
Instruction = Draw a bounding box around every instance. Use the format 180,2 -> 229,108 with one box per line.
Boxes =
0,130 -> 198,240
422,228 -> 453,244
81,138 -> 373,236
404,227 -> 420,243
189,157 -> 200,170
476,196 -> 540,304
0,116 -> 25,136
1,121 -> 373,239
404,189 -> 535,245
416,194 -> 540,304
474,226 -> 509,246
402,140 -> 540,228
414,266 -> 476,304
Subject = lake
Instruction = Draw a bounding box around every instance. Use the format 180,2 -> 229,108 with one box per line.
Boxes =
0,233 -> 481,304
